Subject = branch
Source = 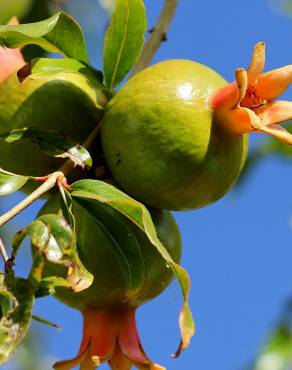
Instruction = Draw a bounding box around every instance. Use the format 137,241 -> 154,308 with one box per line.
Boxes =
0,172 -> 64,228
132,0 -> 179,75
0,237 -> 8,263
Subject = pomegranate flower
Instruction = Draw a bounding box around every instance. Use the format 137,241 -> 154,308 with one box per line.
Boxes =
213,42 -> 292,145
0,17 -> 25,83
53,309 -> 165,370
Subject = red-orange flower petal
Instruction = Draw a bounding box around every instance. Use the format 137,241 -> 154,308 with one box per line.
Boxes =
53,348 -> 89,369
82,309 -> 116,359
217,106 -> 261,135
211,82 -> 239,110
109,347 -> 132,370
213,42 -> 292,145
255,65 -> 292,102
247,42 -> 266,82
235,68 -> 248,106
53,308 -> 165,370
118,310 -> 165,370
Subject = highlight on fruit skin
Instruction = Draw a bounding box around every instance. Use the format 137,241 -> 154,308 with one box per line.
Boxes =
53,309 -> 165,370
213,42 -> 292,145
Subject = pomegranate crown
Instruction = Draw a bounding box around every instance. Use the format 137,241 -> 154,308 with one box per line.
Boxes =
213,42 -> 292,145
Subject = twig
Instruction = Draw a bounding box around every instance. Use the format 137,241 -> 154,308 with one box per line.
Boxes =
82,122 -> 101,149
0,172 -> 64,228
132,0 -> 179,75
0,237 -> 9,263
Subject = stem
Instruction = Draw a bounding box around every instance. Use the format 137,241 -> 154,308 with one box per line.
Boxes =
0,237 -> 8,263
132,0 -> 179,75
82,122 -> 101,149
0,172 -> 63,228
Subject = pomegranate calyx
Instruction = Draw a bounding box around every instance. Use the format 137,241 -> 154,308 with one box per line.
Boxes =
53,308 -> 165,370
213,42 -> 292,145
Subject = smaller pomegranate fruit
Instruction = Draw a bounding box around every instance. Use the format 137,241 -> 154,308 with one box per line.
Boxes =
38,194 -> 181,369
0,46 -> 106,176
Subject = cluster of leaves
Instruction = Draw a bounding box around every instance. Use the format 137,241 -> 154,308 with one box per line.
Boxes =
0,0 -> 195,365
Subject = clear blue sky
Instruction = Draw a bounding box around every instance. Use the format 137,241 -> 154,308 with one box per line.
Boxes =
3,0 -> 292,369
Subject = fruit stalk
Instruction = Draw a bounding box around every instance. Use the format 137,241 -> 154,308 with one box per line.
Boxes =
0,171 -> 64,228
132,0 -> 179,74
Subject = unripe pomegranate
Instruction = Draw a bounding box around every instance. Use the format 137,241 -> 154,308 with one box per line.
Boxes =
38,194 -> 181,369
101,43 -> 292,210
0,46 -> 107,176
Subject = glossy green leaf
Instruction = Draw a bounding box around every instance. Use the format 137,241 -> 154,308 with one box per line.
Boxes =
18,57 -> 104,86
0,128 -> 92,169
71,179 -> 195,353
13,214 -> 93,293
0,273 -> 34,365
103,0 -> 147,90
0,168 -> 29,196
59,187 -> 76,231
73,199 -> 145,293
0,12 -> 89,62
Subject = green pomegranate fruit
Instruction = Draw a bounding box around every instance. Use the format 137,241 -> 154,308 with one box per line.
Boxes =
0,52 -> 107,176
38,194 -> 181,369
39,194 -> 181,309
101,60 -> 248,211
101,43 -> 292,211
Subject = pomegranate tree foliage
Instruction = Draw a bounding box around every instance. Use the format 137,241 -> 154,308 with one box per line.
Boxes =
0,12 -> 89,62
0,0 -> 194,366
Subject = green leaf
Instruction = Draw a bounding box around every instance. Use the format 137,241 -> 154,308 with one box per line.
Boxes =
0,12 -> 89,62
18,57 -> 104,86
59,187 -> 76,231
13,214 -> 93,293
0,273 -> 34,365
0,128 -> 93,169
73,199 -> 145,293
34,276 -> 72,298
71,179 -> 195,353
103,0 -> 147,90
0,168 -> 29,196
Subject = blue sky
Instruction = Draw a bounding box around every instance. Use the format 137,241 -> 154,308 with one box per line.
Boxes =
2,1 -> 292,369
